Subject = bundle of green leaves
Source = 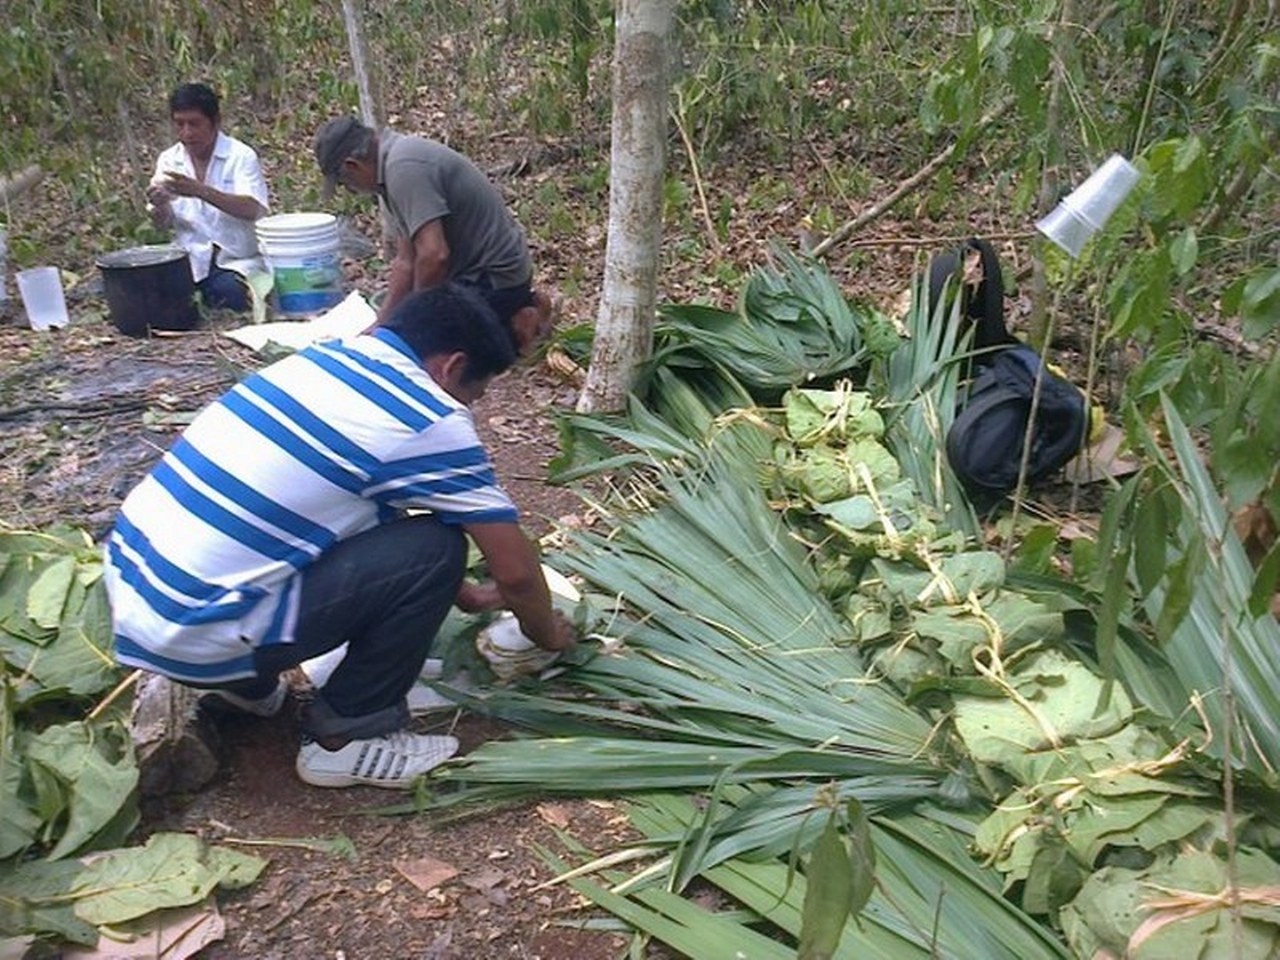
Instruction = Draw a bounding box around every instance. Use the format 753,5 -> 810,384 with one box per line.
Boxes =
0,529 -> 269,949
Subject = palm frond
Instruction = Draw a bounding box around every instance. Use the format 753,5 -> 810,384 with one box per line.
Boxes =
557,792 -> 1071,960
1131,397 -> 1280,776
652,246 -> 866,391
871,269 -> 979,537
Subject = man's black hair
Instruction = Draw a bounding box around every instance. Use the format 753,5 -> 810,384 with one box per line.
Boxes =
382,285 -> 518,383
169,83 -> 220,121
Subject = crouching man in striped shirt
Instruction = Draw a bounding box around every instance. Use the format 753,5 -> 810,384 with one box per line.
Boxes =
104,284 -> 577,789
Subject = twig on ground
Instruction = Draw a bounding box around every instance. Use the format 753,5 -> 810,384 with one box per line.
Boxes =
670,98 -> 721,254
812,98 -> 1014,258
89,669 -> 142,721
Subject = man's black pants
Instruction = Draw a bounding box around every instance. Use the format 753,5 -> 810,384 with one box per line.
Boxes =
220,515 -> 466,741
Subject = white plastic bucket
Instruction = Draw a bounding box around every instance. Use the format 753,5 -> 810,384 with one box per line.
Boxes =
255,213 -> 344,317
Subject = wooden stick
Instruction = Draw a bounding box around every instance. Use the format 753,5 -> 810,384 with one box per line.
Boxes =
811,98 -> 1013,258
836,230 -> 1037,251
669,100 -> 721,254
89,669 -> 142,721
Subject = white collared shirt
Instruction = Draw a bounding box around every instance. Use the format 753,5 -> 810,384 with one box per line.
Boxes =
151,131 -> 270,282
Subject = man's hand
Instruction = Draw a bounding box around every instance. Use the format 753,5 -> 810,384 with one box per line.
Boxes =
534,609 -> 578,652
456,580 -> 503,613
145,182 -> 174,228
510,290 -> 555,357
163,171 -> 208,199
464,522 -> 581,654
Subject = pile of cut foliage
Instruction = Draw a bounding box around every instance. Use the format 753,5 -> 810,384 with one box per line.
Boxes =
0,530 -> 268,952
417,253 -> 1280,958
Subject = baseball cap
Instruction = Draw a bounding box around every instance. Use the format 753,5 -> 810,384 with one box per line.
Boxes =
314,116 -> 369,199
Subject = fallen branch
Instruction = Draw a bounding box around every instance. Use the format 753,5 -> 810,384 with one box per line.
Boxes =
811,98 -> 1014,258
0,397 -> 149,421
836,230 -> 1037,250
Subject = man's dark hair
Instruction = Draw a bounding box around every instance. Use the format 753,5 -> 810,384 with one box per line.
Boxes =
382,285 -> 518,383
169,83 -> 220,121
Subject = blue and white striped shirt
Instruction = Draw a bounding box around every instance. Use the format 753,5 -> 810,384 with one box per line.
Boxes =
104,328 -> 517,682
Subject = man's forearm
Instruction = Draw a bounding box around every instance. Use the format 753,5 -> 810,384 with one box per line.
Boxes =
411,256 -> 449,291
378,257 -> 415,320
200,186 -> 265,221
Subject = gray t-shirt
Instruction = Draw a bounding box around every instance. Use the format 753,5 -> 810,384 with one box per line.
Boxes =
378,131 -> 532,289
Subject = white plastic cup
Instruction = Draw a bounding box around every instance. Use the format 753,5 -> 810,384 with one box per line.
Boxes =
1035,204 -> 1096,258
1036,154 -> 1140,257
16,266 -> 69,330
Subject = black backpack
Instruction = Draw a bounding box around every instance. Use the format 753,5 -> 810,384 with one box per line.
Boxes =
928,239 -> 1091,508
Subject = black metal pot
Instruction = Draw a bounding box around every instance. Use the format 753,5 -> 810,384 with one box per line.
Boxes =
96,245 -> 199,337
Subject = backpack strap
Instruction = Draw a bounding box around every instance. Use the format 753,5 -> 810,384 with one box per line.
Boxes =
925,238 -> 1018,359
926,248 -> 963,322
966,238 -> 1016,352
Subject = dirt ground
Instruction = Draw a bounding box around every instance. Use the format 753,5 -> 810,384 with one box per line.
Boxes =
0,289 -> 638,959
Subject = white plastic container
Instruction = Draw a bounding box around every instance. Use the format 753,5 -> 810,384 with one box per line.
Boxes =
16,266 -> 69,330
255,213 -> 344,317
475,565 -> 582,681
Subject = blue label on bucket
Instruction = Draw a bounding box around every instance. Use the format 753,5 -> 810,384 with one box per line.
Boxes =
277,288 -> 345,314
269,255 -> 344,317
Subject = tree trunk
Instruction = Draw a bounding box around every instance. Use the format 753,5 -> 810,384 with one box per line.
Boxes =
340,0 -> 383,130
129,674 -> 222,797
340,0 -> 394,254
577,0 -> 674,414
1026,0 -> 1075,348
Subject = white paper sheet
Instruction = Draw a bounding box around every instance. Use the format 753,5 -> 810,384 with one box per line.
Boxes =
223,290 -> 376,352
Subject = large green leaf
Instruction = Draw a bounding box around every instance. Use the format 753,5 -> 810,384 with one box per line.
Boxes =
0,857 -> 97,944
952,650 -> 1133,765
27,581 -> 118,697
25,557 -> 76,631
71,833 -> 266,926
0,682 -> 40,859
21,721 -> 137,860
798,812 -> 855,960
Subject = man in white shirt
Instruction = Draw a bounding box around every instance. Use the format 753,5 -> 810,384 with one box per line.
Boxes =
147,83 -> 270,312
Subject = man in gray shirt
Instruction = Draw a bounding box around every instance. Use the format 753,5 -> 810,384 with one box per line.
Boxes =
314,116 -> 550,351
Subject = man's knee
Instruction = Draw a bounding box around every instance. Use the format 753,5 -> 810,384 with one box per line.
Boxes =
198,271 -> 250,311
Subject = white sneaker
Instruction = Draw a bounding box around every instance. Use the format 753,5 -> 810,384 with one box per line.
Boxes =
202,680 -> 288,717
295,731 -> 460,789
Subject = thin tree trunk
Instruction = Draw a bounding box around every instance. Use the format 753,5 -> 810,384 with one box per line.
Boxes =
1027,0 -> 1075,347
577,0 -> 675,413
340,0 -> 393,253
341,0 -> 383,130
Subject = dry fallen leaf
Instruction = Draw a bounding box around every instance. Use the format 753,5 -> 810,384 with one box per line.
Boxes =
394,856 -> 459,893
536,803 -> 571,829
409,903 -> 456,921
62,899 -> 225,960
464,867 -> 506,892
